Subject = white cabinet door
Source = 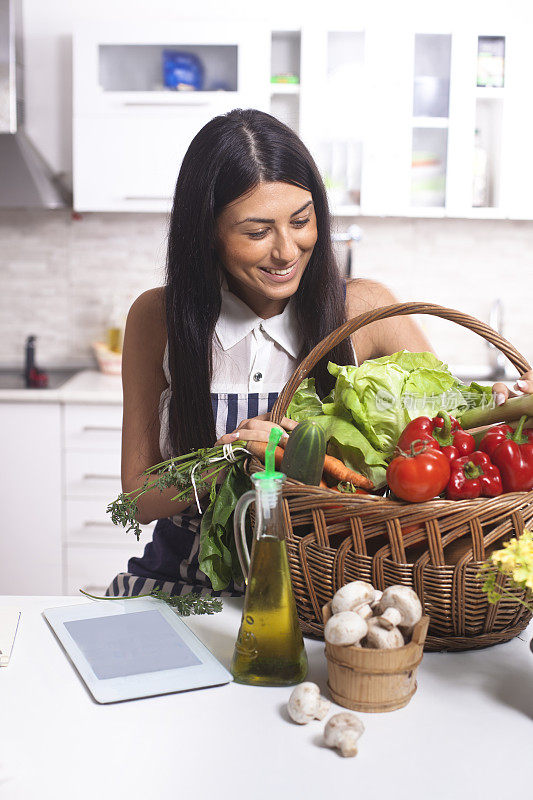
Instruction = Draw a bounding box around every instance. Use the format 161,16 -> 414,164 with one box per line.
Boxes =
0,403 -> 62,594
64,543 -> 148,596
65,497 -> 154,546
74,109 -> 217,212
73,22 -> 270,212
64,404 -> 122,451
500,29 -> 533,219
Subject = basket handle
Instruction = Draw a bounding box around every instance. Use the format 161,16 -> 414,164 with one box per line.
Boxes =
271,301 -> 531,424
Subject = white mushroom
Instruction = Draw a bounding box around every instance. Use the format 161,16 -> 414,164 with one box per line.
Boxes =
370,589 -> 383,608
331,581 -> 376,614
375,585 -> 422,633
287,682 -> 331,724
353,602 -> 373,620
324,611 -> 368,646
324,712 -> 365,757
363,618 -> 405,649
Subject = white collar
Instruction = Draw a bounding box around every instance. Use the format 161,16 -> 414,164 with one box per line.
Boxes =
215,279 -> 300,359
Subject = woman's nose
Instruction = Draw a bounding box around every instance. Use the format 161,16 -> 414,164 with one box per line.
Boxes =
271,230 -> 300,264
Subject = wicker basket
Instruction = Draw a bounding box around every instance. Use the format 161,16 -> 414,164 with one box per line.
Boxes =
248,302 -> 533,652
323,603 -> 430,712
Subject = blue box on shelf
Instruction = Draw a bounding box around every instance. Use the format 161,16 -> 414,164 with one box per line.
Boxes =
162,50 -> 204,91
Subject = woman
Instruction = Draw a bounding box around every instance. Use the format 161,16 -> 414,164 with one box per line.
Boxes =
106,109 -> 533,598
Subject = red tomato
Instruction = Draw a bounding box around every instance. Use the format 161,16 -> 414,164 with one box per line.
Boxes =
387,446 -> 451,503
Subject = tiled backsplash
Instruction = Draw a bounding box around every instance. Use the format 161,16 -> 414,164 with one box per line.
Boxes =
1,210 -> 532,376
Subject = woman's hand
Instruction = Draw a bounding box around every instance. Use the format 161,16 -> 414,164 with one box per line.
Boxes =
216,412 -> 298,446
493,369 -> 533,406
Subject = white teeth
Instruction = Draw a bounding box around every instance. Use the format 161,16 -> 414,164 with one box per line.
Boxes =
262,266 -> 294,276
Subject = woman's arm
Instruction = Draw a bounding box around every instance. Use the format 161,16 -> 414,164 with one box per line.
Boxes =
121,288 -> 213,524
346,279 -> 434,362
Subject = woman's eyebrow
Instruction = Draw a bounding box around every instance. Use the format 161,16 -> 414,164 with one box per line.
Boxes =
234,200 -> 313,226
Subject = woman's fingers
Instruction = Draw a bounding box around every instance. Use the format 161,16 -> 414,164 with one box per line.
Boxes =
216,413 -> 298,445
492,381 -> 510,406
228,428 -> 288,444
280,416 -> 299,430
492,370 -> 533,406
514,369 -> 533,394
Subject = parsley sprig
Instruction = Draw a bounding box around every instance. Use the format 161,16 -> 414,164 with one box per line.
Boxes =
79,589 -> 223,616
106,442 -> 248,540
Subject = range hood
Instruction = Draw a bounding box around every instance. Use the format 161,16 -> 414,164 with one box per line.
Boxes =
0,0 -> 66,208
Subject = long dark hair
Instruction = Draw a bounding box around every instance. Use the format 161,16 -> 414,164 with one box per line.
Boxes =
165,108 -> 355,456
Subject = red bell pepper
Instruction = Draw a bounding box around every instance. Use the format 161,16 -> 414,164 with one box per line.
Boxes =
446,451 -> 503,500
397,410 -> 475,463
479,415 -> 533,493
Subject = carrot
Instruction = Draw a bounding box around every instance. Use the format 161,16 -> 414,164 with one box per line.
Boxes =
245,439 -> 374,490
245,441 -> 285,470
322,454 -> 374,490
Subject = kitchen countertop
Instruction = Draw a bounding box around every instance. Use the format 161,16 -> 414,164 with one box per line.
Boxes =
0,366 -> 520,406
1,595 -> 531,800
0,369 -> 123,404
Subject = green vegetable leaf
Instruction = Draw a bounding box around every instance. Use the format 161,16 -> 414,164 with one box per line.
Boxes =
199,464 -> 251,591
285,350 -> 494,489
287,378 -> 323,421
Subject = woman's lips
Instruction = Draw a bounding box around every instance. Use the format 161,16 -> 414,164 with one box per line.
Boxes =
258,258 -> 300,283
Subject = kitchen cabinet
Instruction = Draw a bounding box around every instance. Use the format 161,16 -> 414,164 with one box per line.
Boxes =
0,396 -> 152,595
0,403 -> 62,595
72,19 -> 533,219
62,403 -> 152,595
274,22 -> 533,220
73,22 -> 270,212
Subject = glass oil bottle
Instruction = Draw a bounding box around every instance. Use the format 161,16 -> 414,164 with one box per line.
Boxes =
231,430 -> 307,686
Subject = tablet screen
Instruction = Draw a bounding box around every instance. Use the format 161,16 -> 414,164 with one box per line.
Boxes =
64,610 -> 201,679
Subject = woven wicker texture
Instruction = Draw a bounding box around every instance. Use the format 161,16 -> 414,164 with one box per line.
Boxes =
257,302 -> 533,652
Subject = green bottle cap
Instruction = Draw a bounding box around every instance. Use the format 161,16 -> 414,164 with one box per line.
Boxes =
254,426 -> 285,481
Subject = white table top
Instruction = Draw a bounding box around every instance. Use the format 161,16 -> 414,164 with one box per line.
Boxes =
1,596 -> 531,800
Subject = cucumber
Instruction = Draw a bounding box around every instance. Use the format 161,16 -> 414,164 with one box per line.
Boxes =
280,420 -> 326,486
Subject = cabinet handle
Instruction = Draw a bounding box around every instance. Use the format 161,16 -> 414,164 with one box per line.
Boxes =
82,426 -> 122,433
122,195 -> 172,201
123,101 -> 209,107
83,521 -> 115,528
83,474 -> 121,481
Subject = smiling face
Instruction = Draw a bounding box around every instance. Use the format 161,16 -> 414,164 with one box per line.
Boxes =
215,181 -> 318,318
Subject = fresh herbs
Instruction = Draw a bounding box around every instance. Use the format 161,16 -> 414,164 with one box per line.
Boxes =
149,590 -> 223,615
79,588 -> 223,616
107,442 -> 249,541
106,441 -> 252,591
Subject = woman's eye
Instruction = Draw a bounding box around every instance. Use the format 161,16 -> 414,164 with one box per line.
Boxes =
247,230 -> 268,239
292,217 -> 310,227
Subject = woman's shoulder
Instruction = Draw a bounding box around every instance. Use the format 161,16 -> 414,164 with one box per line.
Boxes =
344,278 -> 399,363
125,287 -> 167,364
345,278 -> 397,316
128,287 -> 166,333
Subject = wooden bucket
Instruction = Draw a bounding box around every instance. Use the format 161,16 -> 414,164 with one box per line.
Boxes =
323,603 -> 430,713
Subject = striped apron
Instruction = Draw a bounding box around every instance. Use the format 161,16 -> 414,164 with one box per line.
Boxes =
105,391 -> 280,598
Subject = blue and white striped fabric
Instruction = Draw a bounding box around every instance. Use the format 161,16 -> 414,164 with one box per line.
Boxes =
105,391 -> 280,598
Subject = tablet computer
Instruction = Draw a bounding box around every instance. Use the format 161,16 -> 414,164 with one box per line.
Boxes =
43,597 -> 232,704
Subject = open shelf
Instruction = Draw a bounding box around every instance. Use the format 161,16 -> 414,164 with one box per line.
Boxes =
270,84 -> 300,95
98,44 -> 238,92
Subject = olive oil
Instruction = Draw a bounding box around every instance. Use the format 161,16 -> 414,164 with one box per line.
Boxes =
231,466 -> 307,686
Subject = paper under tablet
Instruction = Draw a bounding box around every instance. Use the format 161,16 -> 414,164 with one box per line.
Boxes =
43,599 -> 232,703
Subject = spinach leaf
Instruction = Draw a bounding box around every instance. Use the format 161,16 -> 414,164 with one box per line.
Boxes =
199,463 -> 252,590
